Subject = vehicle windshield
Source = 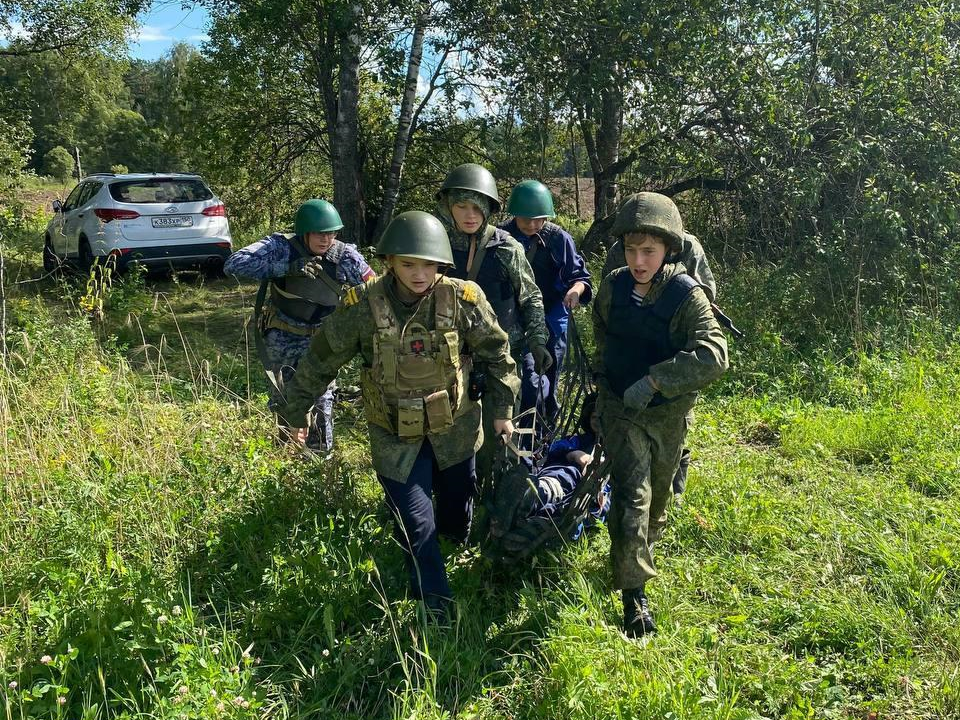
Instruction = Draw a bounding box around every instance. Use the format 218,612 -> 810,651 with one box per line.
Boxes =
109,178 -> 213,204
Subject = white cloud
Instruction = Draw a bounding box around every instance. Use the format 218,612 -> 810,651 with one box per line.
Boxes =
129,25 -> 172,43
416,70 -> 430,97
187,34 -> 209,42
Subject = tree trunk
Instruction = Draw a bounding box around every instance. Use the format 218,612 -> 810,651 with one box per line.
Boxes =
569,119 -> 581,218
374,5 -> 429,241
331,3 -> 364,244
593,85 -> 622,219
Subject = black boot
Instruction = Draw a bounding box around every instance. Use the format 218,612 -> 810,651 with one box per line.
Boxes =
622,588 -> 656,638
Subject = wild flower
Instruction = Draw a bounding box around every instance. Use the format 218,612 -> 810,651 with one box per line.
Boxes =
216,703 -> 225,712
211,647 -> 220,656
233,696 -> 244,706
158,615 -> 169,624
241,700 -> 250,709
322,648 -> 330,657
40,655 -> 52,665
172,605 -> 183,616
178,686 -> 189,696
57,696 -> 66,705
8,681 -> 17,690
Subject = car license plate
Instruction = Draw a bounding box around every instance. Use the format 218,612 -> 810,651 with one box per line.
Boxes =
151,215 -> 193,228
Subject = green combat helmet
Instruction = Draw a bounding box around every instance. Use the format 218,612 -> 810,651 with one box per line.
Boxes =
506,180 -> 556,218
611,192 -> 683,253
377,211 -> 454,265
294,199 -> 344,235
437,163 -> 502,213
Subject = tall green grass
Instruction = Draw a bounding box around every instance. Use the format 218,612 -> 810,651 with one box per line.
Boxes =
2,211 -> 959,718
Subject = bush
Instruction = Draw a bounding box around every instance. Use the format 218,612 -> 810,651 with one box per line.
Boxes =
110,164 -> 129,174
43,146 -> 75,181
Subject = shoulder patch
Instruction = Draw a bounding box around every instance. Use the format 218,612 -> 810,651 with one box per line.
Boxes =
460,280 -> 481,304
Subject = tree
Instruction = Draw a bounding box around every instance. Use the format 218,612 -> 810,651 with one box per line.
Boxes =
0,0 -> 145,57
42,145 -> 72,179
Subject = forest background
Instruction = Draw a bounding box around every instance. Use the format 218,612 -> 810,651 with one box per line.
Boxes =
1,0 -> 960,718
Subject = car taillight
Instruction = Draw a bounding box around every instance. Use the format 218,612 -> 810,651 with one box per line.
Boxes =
94,208 -> 140,223
202,204 -> 227,217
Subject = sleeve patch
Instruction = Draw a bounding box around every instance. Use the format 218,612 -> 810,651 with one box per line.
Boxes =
461,281 -> 480,304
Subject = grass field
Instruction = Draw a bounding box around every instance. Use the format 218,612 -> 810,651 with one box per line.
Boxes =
1,210 -> 959,719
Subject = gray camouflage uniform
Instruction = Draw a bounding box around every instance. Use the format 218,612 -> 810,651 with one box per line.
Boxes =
593,263 -> 728,589
436,205 -> 547,482
224,233 -> 374,448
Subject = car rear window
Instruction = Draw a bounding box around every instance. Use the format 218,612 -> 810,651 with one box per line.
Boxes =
109,178 -> 213,204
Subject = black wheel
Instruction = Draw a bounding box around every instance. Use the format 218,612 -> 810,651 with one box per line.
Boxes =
201,258 -> 226,279
42,237 -> 59,273
77,238 -> 94,272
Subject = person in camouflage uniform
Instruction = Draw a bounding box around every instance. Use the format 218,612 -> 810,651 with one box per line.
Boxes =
275,211 -> 519,616
224,199 -> 375,449
435,164 -> 549,479
601,201 -> 719,501
500,180 -> 593,423
592,192 -> 728,637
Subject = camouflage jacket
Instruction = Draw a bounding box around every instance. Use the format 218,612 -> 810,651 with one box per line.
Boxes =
436,211 -> 548,354
592,263 -> 728,415
224,233 -> 375,329
601,233 -> 717,303
277,273 -> 520,482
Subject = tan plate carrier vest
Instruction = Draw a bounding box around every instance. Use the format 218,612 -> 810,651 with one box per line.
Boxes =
360,279 -> 472,439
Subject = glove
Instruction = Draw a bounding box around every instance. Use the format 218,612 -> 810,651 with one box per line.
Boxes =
623,376 -> 658,411
288,256 -> 325,278
531,344 -> 553,374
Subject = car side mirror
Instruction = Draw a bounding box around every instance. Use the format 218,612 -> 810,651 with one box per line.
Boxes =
52,199 -> 62,213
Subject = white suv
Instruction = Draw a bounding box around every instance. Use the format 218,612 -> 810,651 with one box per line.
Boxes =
44,173 -> 233,274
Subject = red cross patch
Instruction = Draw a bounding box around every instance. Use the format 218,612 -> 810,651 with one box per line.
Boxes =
410,339 -> 425,353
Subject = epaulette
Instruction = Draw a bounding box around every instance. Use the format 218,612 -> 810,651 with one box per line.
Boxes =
342,279 -> 371,307
460,280 -> 481,305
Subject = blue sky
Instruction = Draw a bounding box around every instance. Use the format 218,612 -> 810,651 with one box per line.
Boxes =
128,2 -> 211,60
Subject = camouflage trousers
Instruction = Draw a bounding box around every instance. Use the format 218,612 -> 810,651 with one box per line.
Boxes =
599,391 -> 692,589
264,328 -> 335,450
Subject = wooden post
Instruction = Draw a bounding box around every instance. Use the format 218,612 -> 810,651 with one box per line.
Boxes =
73,147 -> 83,180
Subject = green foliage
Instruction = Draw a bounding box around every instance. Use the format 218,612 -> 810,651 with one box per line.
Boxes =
0,0 -> 144,57
42,145 -> 73,180
109,164 -> 128,174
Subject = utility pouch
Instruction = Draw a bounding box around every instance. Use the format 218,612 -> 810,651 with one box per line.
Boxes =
397,397 -> 425,438
360,368 -> 393,432
424,390 -> 454,434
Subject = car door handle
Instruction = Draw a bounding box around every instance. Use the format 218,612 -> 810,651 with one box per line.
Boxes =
78,214 -> 84,218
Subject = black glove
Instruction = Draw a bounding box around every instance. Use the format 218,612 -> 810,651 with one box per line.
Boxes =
531,344 -> 553,374
623,376 -> 657,411
288,256 -> 325,278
